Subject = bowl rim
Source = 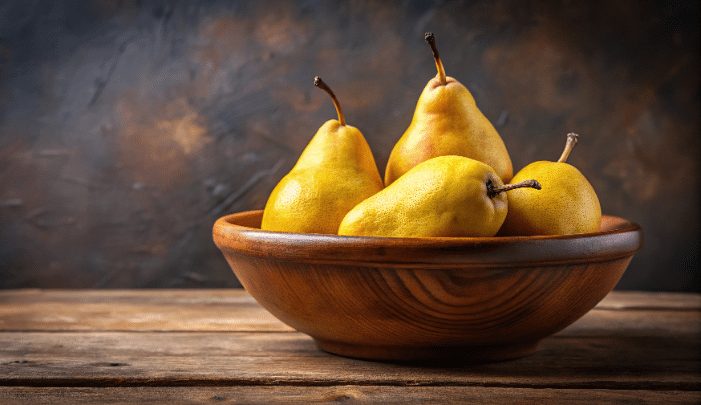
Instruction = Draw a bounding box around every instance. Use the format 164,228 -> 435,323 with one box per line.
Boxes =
213,210 -> 643,268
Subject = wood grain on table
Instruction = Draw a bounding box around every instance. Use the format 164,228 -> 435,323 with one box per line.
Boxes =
1,289 -> 699,404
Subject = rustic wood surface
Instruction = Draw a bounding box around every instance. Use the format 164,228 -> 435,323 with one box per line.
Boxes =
0,289 -> 700,404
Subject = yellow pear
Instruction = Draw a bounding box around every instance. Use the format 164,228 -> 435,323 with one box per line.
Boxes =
498,133 -> 602,236
260,77 -> 384,234
339,155 -> 539,238
384,32 -> 513,186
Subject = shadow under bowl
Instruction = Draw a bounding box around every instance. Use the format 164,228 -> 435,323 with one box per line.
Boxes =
213,210 -> 643,365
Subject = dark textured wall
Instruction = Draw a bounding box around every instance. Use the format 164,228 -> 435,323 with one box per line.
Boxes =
1,0 -> 699,291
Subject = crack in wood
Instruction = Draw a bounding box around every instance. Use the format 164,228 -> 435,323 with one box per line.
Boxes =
0,377 -> 698,391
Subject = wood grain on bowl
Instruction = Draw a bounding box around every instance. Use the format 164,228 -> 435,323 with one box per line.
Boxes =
213,210 -> 642,364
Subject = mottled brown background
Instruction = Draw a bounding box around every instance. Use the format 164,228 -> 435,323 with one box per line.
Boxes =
1,0 -> 699,291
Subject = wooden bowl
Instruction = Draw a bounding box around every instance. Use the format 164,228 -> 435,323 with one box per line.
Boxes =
213,210 -> 643,364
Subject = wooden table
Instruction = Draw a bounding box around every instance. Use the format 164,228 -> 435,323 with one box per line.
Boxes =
1,289 -> 699,404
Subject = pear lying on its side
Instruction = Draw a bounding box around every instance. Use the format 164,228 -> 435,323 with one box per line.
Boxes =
261,77 -> 384,235
498,133 -> 601,236
339,155 -> 539,238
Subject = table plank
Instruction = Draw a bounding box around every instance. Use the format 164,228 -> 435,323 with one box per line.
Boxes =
1,386 -> 699,405
0,331 -> 698,390
0,289 -> 292,332
1,289 -> 699,333
596,290 -> 701,310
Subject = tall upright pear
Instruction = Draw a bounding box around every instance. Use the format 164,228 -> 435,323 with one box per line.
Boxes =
384,32 -> 513,186
261,77 -> 384,234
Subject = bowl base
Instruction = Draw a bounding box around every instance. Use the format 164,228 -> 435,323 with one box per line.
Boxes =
313,338 -> 540,365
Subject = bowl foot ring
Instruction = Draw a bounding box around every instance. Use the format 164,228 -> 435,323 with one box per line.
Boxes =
313,338 -> 540,365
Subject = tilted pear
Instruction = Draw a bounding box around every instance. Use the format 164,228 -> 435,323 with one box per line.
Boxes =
498,133 -> 602,236
384,32 -> 513,186
261,77 -> 384,234
339,155 -> 539,238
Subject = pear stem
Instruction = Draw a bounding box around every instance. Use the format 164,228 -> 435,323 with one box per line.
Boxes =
425,32 -> 447,85
557,132 -> 579,163
487,179 -> 541,199
314,76 -> 345,126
